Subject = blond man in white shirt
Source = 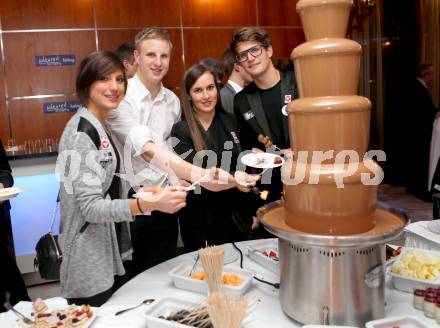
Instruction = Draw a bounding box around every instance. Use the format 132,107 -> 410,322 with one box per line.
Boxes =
108,28 -> 237,274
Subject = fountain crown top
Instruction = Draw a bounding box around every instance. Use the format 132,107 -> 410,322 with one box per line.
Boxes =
297,0 -> 353,11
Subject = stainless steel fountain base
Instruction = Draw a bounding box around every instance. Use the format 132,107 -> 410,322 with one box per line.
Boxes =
257,201 -> 408,326
279,239 -> 385,325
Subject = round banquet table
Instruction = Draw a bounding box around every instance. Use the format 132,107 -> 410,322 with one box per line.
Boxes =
90,239 -> 435,327
0,239 -> 436,327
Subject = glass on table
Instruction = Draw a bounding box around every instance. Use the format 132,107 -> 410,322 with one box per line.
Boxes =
46,138 -> 55,152
24,140 -> 33,154
6,138 -> 16,152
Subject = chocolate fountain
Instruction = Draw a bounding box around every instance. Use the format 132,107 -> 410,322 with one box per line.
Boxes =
256,0 -> 408,326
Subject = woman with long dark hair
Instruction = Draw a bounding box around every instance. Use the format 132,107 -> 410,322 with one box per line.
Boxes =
171,64 -> 257,252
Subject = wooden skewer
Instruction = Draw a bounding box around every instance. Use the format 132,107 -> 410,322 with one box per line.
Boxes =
186,174 -> 209,191
245,184 -> 269,200
206,292 -> 248,328
198,245 -> 224,295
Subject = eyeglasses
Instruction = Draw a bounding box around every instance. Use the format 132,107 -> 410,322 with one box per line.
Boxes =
235,45 -> 264,63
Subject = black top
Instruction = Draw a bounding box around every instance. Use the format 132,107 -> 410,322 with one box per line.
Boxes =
204,113 -> 240,171
0,139 -> 13,250
171,111 -> 253,251
233,70 -> 298,202
259,80 -> 288,149
0,140 -> 13,190
233,70 -> 297,151
406,79 -> 439,198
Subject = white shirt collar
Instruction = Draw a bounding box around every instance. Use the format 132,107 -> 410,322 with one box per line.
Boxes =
132,73 -> 166,102
227,80 -> 243,93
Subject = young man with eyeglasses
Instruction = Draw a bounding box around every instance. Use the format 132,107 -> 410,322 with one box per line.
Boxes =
230,27 -> 298,204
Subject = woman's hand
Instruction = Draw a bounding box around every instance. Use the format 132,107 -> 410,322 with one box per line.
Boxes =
138,185 -> 187,214
234,171 -> 260,193
251,216 -> 260,230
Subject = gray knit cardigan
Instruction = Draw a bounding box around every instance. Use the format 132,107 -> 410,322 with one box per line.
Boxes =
57,107 -> 133,299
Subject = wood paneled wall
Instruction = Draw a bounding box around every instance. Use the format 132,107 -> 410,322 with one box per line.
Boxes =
0,0 -> 304,147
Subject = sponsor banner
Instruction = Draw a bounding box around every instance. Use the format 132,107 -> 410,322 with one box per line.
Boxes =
35,54 -> 76,67
43,101 -> 81,113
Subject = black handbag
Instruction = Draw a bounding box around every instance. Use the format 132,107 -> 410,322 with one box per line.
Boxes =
34,191 -> 62,280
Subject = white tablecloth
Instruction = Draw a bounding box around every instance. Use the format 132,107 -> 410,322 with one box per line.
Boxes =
1,239 -> 437,327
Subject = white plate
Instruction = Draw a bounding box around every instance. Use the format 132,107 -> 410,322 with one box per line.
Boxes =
241,152 -> 284,169
193,243 -> 239,265
387,247 -> 440,292
0,187 -> 25,202
427,220 -> 440,234
6,297 -> 96,328
365,315 -> 430,328
247,239 -> 279,274
144,297 -> 204,328
169,261 -> 253,295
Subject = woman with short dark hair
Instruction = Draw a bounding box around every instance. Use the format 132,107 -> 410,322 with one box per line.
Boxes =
57,51 -> 187,306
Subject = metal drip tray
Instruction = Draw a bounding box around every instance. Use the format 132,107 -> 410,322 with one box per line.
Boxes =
257,200 -> 408,247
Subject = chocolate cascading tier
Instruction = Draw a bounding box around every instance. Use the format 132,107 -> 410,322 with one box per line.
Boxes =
291,38 -> 361,97
296,0 -> 353,41
287,95 -> 371,162
281,159 -> 380,234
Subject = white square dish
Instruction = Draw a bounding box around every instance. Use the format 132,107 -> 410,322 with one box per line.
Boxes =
169,262 -> 253,295
387,247 -> 440,292
365,315 -> 431,328
144,298 -> 203,328
247,239 -> 279,273
145,297 -> 252,328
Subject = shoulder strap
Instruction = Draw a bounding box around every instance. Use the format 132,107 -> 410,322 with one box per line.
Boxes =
77,116 -> 101,149
48,190 -> 60,233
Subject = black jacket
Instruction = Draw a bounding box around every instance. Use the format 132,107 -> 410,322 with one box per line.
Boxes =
233,70 -> 298,202
406,79 -> 439,198
0,140 -> 13,212
171,111 -> 253,251
233,70 -> 298,151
